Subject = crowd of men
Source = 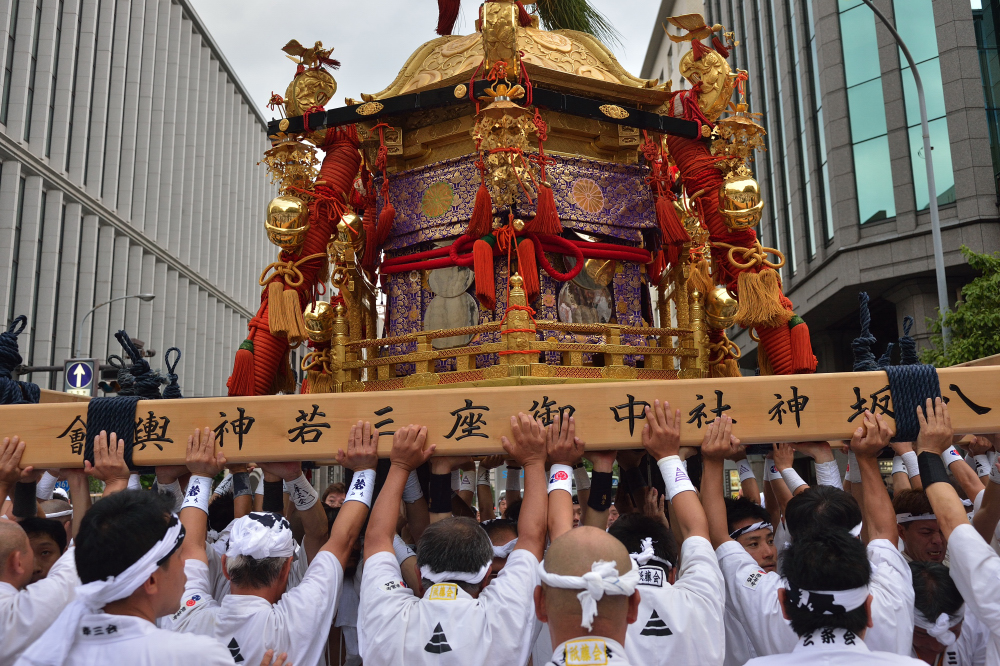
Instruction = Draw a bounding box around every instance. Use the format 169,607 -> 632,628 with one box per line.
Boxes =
1,397 -> 998,665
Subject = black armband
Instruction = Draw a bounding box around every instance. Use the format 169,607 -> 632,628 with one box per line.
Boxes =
12,482 -> 37,519
262,480 -> 285,513
232,472 -> 252,498
428,473 -> 453,514
588,472 -> 614,512
918,451 -> 951,487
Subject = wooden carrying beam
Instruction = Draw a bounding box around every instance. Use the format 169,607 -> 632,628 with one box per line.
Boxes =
4,366 -> 999,468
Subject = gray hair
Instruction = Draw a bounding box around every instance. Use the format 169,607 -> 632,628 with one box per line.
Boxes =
417,516 -> 493,594
225,554 -> 287,588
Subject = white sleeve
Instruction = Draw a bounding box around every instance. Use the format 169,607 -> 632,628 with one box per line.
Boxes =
947,523 -> 1000,636
0,546 -> 78,663
479,549 -> 541,666
715,541 -> 796,656
864,538 -> 915,654
275,550 -> 344,666
358,551 -> 417,664
673,536 -> 725,614
163,558 -> 218,631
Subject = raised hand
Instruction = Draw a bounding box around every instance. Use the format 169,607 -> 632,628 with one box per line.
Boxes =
967,435 -> 994,457
547,411 -> 584,466
186,428 -> 226,478
479,454 -> 506,470
852,410 -> 892,458
642,487 -> 668,526
84,431 -> 131,488
916,398 -> 953,455
336,420 -> 379,471
793,440 -> 834,463
155,465 -> 189,485
501,412 -> 546,468
641,399 -> 682,460
259,460 -> 303,482
429,455 -> 472,475
772,442 -> 795,471
389,424 -> 433,472
0,437 -> 26,490
584,449 -> 617,473
890,439 -> 915,457
700,415 -> 738,461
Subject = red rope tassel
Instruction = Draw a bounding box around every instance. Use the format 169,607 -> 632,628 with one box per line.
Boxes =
375,187 -> 396,247
515,0 -> 531,26
712,36 -> 730,58
790,317 -> 817,374
525,184 -> 561,235
756,323 -> 794,375
516,238 -> 540,304
473,239 -> 496,310
436,0 -> 461,35
656,195 -> 689,244
468,179 -> 493,238
227,337 -> 256,396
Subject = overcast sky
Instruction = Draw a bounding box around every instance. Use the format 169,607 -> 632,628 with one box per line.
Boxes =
187,0 -> 664,122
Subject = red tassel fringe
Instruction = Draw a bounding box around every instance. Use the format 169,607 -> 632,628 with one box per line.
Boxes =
712,36 -> 730,58
376,200 -> 395,247
525,185 -> 562,235
790,320 -> 818,374
656,196 -> 689,245
227,342 -> 255,397
517,238 -> 540,304
468,182 -> 493,238
515,1 -> 531,26
361,207 -> 378,270
473,239 -> 496,310
436,0 -> 461,35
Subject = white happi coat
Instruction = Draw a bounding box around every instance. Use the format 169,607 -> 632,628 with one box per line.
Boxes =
947,524 -> 1000,666
0,547 -> 78,666
358,549 -> 539,666
53,612 -> 232,666
717,538 -> 914,657
624,536 -> 726,666
546,637 -> 632,666
166,550 -> 343,666
745,628 -> 924,666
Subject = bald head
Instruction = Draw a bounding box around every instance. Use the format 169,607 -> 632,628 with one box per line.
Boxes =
538,526 -> 639,646
0,521 -> 32,589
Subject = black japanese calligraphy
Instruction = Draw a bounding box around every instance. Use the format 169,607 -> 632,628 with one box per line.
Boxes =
134,412 -> 172,451
688,390 -> 735,428
529,396 -> 575,426
848,385 -> 893,422
213,407 -> 255,450
769,386 -> 809,427
57,415 -> 87,455
948,383 -> 992,415
373,405 -> 395,435
287,405 -> 331,444
444,399 -> 490,440
610,394 -> 650,435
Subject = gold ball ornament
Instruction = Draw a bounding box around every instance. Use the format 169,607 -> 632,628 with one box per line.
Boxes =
718,168 -> 764,231
706,284 -> 739,330
512,218 -> 525,232
337,213 -> 366,253
265,195 -> 310,249
284,69 -> 337,117
303,301 -> 336,342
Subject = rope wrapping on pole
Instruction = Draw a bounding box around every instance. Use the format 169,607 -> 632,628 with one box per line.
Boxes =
0,316 -> 40,405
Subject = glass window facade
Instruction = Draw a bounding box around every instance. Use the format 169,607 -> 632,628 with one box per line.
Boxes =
1,0 -> 20,125
803,0 -> 835,242
785,0 -> 817,259
974,0 -> 1000,191
838,1 -> 896,223
894,0 -> 955,210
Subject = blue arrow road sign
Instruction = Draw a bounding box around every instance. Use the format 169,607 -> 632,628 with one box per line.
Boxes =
68,362 -> 93,389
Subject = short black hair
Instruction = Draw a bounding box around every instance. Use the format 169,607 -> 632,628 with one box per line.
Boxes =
910,561 -> 963,620
20,517 -> 67,554
503,498 -> 522,522
724,497 -> 771,535
780,529 -> 870,636
208,490 -> 235,534
785,486 -> 862,539
607,513 -> 678,567
417,516 -> 493,593
75,490 -> 175,584
482,518 -> 517,543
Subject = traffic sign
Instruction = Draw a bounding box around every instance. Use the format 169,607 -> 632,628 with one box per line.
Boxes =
63,359 -> 97,396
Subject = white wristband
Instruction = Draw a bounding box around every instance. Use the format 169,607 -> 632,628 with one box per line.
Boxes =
891,456 -> 905,475
765,461 -> 782,482
393,534 -> 416,564
990,459 -> 1000,485
214,474 -> 234,495
345,469 -> 376,507
736,459 -> 755,484
127,473 -> 142,491
181,476 -> 213,514
403,469 -> 424,503
573,465 -> 591,492
658,455 -> 696,500
901,451 -> 920,479
813,460 -> 843,490
451,470 -> 460,492
846,452 -> 861,483
251,469 -> 265,496
458,468 -> 475,494
36,471 -> 58,500
972,454 -> 993,478
942,446 -> 964,468
780,468 -> 807,494
547,464 -> 573,494
158,480 -> 183,513
287,473 -> 320,511
477,465 -> 491,487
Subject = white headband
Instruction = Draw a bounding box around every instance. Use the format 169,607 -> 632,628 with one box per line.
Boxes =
492,538 -> 518,559
16,515 -> 185,666
226,512 -> 295,560
849,522 -> 863,538
785,583 -> 869,614
44,509 -> 73,519
730,521 -> 773,540
419,562 -> 491,585
538,558 -> 639,631
896,512 -> 936,524
631,537 -> 672,570
915,607 -> 965,647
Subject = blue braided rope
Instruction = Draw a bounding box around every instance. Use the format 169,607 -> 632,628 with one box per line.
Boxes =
885,364 -> 941,441
899,316 -> 919,365
85,396 -> 141,470
162,347 -> 183,399
852,292 -> 879,372
0,316 -> 40,404
877,342 -> 895,369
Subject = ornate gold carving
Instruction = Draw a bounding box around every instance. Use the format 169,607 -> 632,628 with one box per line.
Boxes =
482,1 -> 520,79
278,118 -> 290,132
453,84 -> 468,98
356,101 -> 384,116
599,104 -> 628,120
678,48 -> 734,122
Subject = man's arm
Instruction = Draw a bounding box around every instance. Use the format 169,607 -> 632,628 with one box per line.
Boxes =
501,412 -> 548,561
0,437 -> 24,512
84,431 -> 131,497
581,449 -> 617,528
324,421 -> 380,567
546,411 -> 584,540
179,428 -> 227,565
942,447 -> 985,506
972,464 -> 1000,543
772,443 -> 806,496
727,442 -> 760,505
700,416 -> 740,548
477,456 -> 503,522
851,411 -> 898,543
262,460 -> 326,562
428,456 -> 471,523
915,399 -> 975,539
364,425 -> 434,559
64,468 -> 91,538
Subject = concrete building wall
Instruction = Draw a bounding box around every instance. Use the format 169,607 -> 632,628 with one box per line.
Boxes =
0,0 -> 272,395
642,0 -> 1000,371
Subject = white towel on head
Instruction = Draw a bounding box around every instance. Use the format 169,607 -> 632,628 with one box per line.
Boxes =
225,512 -> 295,560
538,558 -> 639,630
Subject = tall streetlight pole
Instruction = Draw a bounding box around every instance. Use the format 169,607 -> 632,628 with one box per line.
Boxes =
74,293 -> 156,358
859,0 -> 951,348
